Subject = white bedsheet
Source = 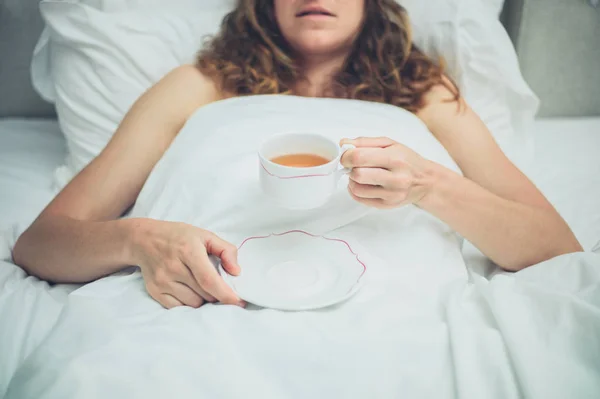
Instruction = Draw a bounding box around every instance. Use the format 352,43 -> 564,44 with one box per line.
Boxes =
0,119 -> 64,230
0,119 -> 77,396
528,118 -> 600,251
1,112 -> 599,398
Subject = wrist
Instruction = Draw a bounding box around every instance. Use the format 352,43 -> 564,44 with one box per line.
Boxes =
119,218 -> 152,266
415,161 -> 461,212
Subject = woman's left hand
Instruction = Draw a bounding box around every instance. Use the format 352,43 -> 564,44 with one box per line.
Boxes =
340,137 -> 437,209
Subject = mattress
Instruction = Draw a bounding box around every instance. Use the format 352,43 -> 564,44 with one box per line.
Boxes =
0,117 -> 599,396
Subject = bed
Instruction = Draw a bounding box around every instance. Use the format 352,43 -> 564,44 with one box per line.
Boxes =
1,0 -> 599,398
1,117 -> 599,398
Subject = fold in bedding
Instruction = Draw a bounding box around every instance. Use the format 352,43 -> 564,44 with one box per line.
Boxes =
0,227 -> 77,397
4,254 -> 600,399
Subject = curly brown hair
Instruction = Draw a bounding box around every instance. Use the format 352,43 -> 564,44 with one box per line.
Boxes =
197,0 -> 458,113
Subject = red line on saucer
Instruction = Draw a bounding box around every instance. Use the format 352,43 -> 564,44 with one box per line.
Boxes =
238,230 -> 367,279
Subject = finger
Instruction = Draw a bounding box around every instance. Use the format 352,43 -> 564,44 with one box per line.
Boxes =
167,282 -> 205,308
177,268 -> 217,303
348,187 -> 395,209
341,147 -> 395,169
197,287 -> 217,303
349,167 -> 394,186
160,294 -> 185,309
204,234 -> 241,276
341,137 -> 396,149
184,249 -> 242,306
348,180 -> 390,200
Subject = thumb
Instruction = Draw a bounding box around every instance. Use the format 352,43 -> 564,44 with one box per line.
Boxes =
221,250 -> 241,276
341,137 -> 395,148
205,234 -> 241,276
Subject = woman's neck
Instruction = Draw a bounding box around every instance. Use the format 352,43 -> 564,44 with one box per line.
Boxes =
295,53 -> 347,97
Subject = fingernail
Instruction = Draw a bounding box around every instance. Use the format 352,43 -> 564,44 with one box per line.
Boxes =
237,300 -> 247,308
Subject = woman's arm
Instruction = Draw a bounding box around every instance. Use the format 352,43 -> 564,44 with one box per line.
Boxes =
417,86 -> 582,270
12,65 -> 243,308
417,164 -> 581,271
13,65 -> 207,280
341,87 -> 582,271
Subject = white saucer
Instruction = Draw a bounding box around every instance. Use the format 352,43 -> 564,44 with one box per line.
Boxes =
219,230 -> 367,311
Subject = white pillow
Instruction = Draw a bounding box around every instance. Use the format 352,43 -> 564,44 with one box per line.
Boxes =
33,0 -> 231,186
83,0 -> 235,13
33,0 -> 537,188
474,0 -> 505,16
400,0 -> 538,169
491,0 -> 506,16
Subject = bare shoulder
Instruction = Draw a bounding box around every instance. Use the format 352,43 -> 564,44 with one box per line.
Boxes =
31,64 -> 226,223
108,64 -> 224,148
113,64 -> 224,143
147,64 -> 222,115
421,81 -> 459,106
165,64 -> 219,91
413,76 -> 505,172
417,77 -> 464,121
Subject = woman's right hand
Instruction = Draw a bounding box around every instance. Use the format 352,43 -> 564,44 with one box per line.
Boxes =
131,219 -> 245,309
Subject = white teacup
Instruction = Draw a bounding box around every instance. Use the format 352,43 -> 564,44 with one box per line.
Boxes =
259,133 -> 355,210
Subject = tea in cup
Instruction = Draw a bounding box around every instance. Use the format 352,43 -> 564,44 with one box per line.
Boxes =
258,133 -> 354,210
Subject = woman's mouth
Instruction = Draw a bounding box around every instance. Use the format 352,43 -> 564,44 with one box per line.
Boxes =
296,8 -> 335,19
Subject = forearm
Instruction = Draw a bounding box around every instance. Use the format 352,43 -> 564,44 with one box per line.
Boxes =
12,216 -> 141,283
419,165 -> 583,271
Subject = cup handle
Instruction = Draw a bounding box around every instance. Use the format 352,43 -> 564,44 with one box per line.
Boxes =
336,144 -> 356,179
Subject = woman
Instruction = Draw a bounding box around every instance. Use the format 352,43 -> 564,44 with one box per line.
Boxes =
13,0 -> 581,309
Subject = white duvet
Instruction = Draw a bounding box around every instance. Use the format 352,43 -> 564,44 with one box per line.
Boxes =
3,96 -> 600,398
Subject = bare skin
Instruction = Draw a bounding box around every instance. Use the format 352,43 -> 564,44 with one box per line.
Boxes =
340,86 -> 582,271
13,66 -> 245,309
12,0 -> 582,309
